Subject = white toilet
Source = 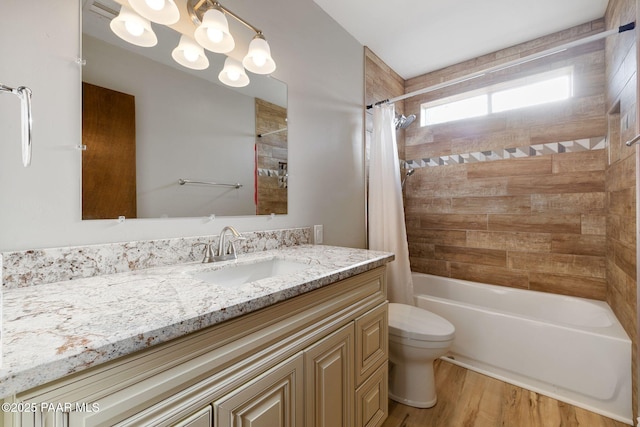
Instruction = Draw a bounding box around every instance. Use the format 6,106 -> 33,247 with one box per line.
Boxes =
388,302 -> 455,408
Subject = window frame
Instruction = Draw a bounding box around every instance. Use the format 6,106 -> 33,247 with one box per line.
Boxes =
420,66 -> 574,127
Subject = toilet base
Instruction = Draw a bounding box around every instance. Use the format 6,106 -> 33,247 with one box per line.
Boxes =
388,354 -> 439,409
389,391 -> 437,409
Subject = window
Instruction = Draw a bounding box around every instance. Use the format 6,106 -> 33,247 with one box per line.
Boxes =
423,94 -> 488,126
420,68 -> 573,127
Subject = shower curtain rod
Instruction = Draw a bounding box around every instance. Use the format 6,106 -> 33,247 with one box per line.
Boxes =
366,22 -> 635,110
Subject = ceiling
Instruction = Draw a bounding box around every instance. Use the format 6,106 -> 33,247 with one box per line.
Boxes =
312,0 -> 610,80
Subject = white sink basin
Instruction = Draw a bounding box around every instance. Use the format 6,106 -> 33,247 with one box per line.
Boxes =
192,259 -> 312,287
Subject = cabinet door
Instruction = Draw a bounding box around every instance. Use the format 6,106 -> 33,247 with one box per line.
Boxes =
214,354 -> 304,427
355,303 -> 388,387
173,406 -> 212,427
304,324 -> 354,427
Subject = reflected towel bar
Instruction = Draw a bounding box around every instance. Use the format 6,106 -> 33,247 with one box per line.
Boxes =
257,127 -> 287,137
178,179 -> 243,189
625,134 -> 640,146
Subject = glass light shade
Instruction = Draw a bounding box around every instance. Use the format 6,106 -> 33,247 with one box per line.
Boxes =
242,36 -> 276,74
129,0 -> 180,25
110,6 -> 157,47
171,35 -> 209,70
194,8 -> 235,53
218,57 -> 250,87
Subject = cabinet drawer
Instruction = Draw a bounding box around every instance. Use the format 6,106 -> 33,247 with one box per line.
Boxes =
355,303 -> 388,387
355,362 -> 388,427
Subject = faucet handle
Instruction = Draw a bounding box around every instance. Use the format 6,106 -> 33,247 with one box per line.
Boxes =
193,242 -> 215,263
226,240 -> 238,258
225,234 -> 247,256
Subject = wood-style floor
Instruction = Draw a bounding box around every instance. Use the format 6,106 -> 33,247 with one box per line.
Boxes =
381,359 -> 630,427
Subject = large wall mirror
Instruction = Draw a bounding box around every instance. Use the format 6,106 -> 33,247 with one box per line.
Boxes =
81,0 -> 288,220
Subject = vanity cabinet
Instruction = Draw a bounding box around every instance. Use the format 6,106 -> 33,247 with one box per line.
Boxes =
3,267 -> 388,427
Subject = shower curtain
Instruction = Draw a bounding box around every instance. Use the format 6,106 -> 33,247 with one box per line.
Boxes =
368,104 -> 413,304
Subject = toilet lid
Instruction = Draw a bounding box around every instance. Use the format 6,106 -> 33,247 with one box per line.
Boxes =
388,303 -> 455,342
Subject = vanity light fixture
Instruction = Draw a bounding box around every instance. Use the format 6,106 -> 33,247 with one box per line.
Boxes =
108,0 -> 276,87
110,5 -> 158,47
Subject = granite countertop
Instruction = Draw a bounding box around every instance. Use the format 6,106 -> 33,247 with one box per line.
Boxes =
0,245 -> 393,398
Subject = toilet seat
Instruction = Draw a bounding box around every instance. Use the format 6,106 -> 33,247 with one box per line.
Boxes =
389,303 -> 455,342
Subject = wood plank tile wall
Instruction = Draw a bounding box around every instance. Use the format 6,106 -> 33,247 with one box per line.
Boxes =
605,0 -> 637,420
398,20 -> 611,300
365,47 -> 406,159
255,98 -> 288,215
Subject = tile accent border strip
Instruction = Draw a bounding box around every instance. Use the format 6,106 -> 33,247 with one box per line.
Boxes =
404,137 -> 606,169
1,227 -> 311,290
257,168 -> 288,188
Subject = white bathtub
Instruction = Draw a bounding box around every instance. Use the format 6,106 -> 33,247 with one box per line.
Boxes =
412,272 -> 633,424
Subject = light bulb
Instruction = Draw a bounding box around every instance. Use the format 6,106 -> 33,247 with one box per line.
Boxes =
145,0 -> 165,11
183,48 -> 199,62
111,6 -> 157,46
243,36 -> 276,74
252,54 -> 267,67
207,28 -> 224,43
125,19 -> 145,36
227,70 -> 240,81
195,8 -> 234,53
129,0 -> 178,24
172,35 -> 208,70
219,57 -> 249,87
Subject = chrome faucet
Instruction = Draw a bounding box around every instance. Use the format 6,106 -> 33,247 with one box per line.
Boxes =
214,226 -> 245,261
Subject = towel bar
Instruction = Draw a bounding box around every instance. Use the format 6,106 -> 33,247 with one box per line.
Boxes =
625,134 -> 640,146
1,83 -> 32,167
178,179 -> 242,189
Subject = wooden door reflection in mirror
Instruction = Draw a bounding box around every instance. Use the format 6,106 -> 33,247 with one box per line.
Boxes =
82,82 -> 137,220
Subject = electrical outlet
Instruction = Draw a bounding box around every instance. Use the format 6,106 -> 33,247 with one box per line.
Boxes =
313,225 -> 323,244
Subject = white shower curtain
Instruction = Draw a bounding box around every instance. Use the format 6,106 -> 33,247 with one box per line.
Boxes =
368,104 -> 413,304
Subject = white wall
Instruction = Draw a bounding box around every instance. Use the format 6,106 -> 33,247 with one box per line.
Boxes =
0,0 -> 366,251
